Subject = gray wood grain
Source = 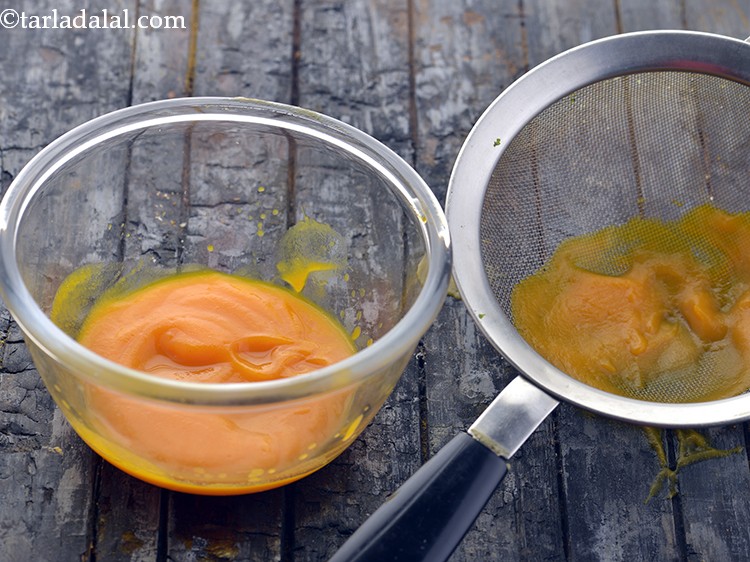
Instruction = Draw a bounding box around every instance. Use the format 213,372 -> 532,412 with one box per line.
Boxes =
156,2 -> 295,561
1,1 -> 750,561
291,2 -> 422,559
660,4 -> 750,560
522,2 -> 681,559
412,0 -> 526,202
413,1 -> 561,560
0,1 -> 136,560
91,2 -> 195,560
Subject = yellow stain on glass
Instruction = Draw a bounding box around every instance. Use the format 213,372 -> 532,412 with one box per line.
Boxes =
276,216 -> 347,292
342,414 -> 364,441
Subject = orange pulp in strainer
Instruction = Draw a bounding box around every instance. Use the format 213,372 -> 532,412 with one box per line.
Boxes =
511,204 -> 750,403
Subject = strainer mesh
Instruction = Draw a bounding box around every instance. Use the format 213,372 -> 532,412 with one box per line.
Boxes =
481,71 -> 750,403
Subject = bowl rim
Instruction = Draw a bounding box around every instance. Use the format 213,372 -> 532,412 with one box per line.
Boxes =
0,96 -> 452,406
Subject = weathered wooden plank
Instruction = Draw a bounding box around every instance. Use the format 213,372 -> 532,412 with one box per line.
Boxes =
425,303 -> 566,561
91,2 -> 195,560
0,1 -> 137,560
295,0 -> 413,156
522,0 -> 617,72
158,2 -> 296,561
2,1 -> 750,561
419,0 -> 715,559
668,426 -> 750,561
559,415 -> 680,561
130,0 -> 193,104
168,492 -> 284,561
620,5 -> 750,562
411,1 -> 566,560
520,2 -> 686,560
659,4 -> 750,560
617,0 -> 683,29
685,0 -> 750,38
290,1 -> 422,559
0,315 -> 99,561
412,0 -> 527,202
543,3 -> 750,561
192,1 -> 295,101
93,479 -> 164,562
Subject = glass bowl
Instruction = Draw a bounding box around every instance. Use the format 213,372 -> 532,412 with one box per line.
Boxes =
0,97 -> 451,495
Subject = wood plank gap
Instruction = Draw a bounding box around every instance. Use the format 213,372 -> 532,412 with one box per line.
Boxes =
680,0 -> 688,29
284,132 -> 299,228
280,0 -> 301,498
694,109 -> 715,200
126,2 -> 141,108
742,422 -> 750,482
84,458 -> 105,562
176,124 -> 194,267
518,0 -> 530,75
285,0 -> 302,228
622,76 -> 646,216
116,4 -> 141,262
529,120 -> 548,265
406,0 -> 419,169
0,154 -> 8,197
290,0 -> 302,107
551,410 -> 572,561
280,484 -> 297,562
518,0 -> 546,261
116,142 -> 138,264
613,0 -> 624,35
155,488 -> 170,562
185,0 -> 201,96
666,430 -> 689,560
175,0 -> 200,266
406,0 -> 427,466
416,342 -> 430,463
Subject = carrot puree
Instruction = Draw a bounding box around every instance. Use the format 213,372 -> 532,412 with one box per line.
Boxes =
73,270 -> 356,493
511,205 -> 750,403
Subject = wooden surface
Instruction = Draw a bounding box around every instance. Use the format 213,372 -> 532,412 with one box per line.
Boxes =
1,1 -> 750,560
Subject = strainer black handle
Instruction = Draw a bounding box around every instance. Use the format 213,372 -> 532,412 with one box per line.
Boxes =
329,432 -> 507,562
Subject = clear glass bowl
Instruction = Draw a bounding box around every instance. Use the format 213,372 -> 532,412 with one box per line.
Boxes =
0,98 -> 451,495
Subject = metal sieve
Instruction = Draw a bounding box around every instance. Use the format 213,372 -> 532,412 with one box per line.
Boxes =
454,30 -> 750,425
331,31 -> 750,562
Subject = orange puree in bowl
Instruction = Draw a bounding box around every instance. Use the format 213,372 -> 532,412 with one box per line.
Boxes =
79,270 -> 355,382
74,270 -> 356,493
511,205 -> 750,403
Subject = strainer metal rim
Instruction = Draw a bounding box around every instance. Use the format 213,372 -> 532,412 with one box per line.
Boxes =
447,30 -> 750,427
